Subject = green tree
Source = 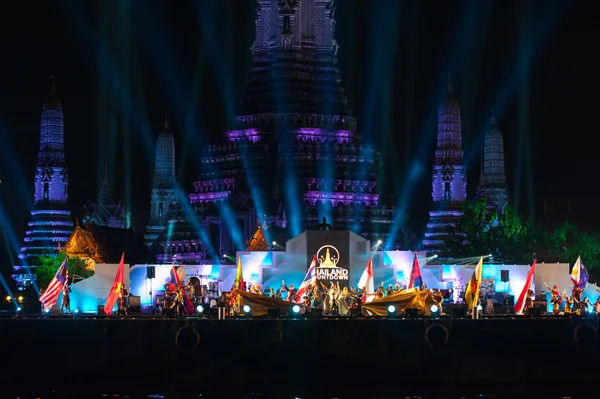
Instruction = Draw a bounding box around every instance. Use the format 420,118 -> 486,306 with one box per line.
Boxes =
29,252 -> 93,288
539,222 -> 600,269
449,198 -> 534,264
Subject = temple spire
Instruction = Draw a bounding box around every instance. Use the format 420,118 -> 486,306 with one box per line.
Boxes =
51,76 -> 56,96
99,154 -> 112,204
164,112 -> 170,130
448,72 -> 454,93
490,108 -> 497,126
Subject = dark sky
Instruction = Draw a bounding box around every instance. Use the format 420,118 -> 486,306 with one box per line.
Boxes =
0,0 -> 598,270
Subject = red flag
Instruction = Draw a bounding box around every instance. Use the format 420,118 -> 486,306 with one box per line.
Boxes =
514,259 -> 537,314
408,252 -> 423,289
104,253 -> 124,315
171,263 -> 194,315
358,256 -> 375,303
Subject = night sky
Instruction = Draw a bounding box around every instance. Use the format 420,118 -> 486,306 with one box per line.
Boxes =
0,0 -> 597,272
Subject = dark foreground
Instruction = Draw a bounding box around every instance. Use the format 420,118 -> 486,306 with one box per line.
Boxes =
2,315 -> 598,398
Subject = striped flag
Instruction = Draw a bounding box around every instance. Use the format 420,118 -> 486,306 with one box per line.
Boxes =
171,263 -> 194,315
104,253 -> 124,315
39,255 -> 69,312
234,256 -> 244,291
357,256 -> 375,303
295,255 -> 318,304
570,256 -> 589,289
464,257 -> 483,310
408,252 -> 422,289
514,259 -> 537,315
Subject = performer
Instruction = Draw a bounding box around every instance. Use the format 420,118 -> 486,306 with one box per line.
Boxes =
572,286 -> 584,314
117,286 -> 129,315
281,280 -> 297,303
594,297 -> 600,315
563,290 -> 573,315
544,282 -> 562,315
61,281 -> 71,314
335,283 -> 350,317
524,289 -> 534,311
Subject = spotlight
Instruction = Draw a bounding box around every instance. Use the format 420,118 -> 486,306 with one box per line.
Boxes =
243,305 -> 251,314
292,305 -> 301,314
222,253 -> 227,258
5,295 -> 11,302
377,240 -> 382,245
44,309 -> 50,314
272,241 -> 277,246
387,305 -> 396,317
476,305 -> 482,312
74,309 -> 79,314
196,305 -> 204,314
430,304 -> 440,318
18,296 -> 23,302
16,307 -> 21,312
488,254 -> 493,258
433,255 -> 438,258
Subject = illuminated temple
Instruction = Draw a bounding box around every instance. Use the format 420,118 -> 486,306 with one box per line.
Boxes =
422,79 -> 467,253
145,0 -> 400,263
475,112 -> 509,211
13,79 -> 74,285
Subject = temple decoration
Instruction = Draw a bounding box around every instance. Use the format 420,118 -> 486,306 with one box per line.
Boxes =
475,111 -> 509,211
423,75 -> 467,253
246,224 -> 270,252
166,0 -> 404,258
14,77 -> 74,285
85,157 -> 128,229
64,223 -> 154,267
145,113 -> 177,248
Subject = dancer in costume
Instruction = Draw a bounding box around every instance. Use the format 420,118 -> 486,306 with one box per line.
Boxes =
545,282 -> 562,315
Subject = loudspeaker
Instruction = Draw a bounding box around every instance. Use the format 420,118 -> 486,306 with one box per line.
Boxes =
501,270 -> 509,282
128,306 -> 142,315
147,266 -> 155,279
405,308 -> 419,318
162,308 -> 176,317
451,307 -> 466,318
505,295 -> 515,307
129,296 -> 141,306
527,307 -> 541,318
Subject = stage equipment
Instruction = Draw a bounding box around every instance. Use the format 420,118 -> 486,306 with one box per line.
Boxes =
292,305 -> 301,314
501,270 -> 509,282
527,307 -> 541,318
196,305 -> 204,314
430,304 -> 440,318
451,307 -> 466,318
242,304 -> 252,317
476,304 -> 482,312
387,305 -> 397,317
143,266 -> 156,315
405,308 -> 418,318
162,307 -> 176,317
267,308 -> 280,319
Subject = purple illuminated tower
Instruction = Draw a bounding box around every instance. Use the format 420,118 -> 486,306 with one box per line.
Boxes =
85,158 -> 128,229
475,112 -> 508,211
147,0 -> 399,263
145,114 -> 177,249
14,78 -> 74,284
423,77 -> 467,253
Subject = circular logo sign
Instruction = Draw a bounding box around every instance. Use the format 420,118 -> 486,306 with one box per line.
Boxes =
316,245 -> 340,267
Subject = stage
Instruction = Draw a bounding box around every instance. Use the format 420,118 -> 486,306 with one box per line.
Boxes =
2,315 -> 598,396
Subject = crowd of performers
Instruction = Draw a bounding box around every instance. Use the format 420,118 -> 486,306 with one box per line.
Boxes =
222,281 -> 445,316
542,282 -> 600,315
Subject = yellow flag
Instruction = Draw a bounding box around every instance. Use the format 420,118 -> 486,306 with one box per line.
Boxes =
234,256 -> 244,290
464,257 -> 483,309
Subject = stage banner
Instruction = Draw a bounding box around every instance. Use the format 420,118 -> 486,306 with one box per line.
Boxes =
306,231 -> 350,289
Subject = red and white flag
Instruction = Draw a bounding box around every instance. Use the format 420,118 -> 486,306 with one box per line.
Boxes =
295,255 -> 318,304
358,256 -> 375,303
514,259 -> 537,315
39,256 -> 69,312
